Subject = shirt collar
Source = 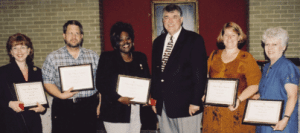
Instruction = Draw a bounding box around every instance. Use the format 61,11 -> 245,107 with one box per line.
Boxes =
166,27 -> 182,42
269,55 -> 285,68
62,46 -> 83,58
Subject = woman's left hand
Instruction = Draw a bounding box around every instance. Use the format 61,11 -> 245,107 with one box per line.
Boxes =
251,93 -> 260,100
271,83 -> 297,131
271,117 -> 289,131
118,97 -> 133,105
228,98 -> 240,111
29,102 -> 45,113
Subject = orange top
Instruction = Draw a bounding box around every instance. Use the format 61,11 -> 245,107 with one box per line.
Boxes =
207,50 -> 261,93
202,50 -> 262,133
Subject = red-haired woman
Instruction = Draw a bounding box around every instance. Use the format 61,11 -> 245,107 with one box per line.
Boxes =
0,33 -> 47,133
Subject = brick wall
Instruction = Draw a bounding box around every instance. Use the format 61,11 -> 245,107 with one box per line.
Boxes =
248,0 -> 300,60
0,0 -> 102,68
0,0 -> 298,71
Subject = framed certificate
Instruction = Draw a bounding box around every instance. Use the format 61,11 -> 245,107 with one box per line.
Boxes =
116,75 -> 151,104
204,78 -> 239,107
14,82 -> 48,108
243,99 -> 284,126
59,64 -> 94,92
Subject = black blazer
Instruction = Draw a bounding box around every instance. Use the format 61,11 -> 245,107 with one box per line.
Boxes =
96,51 -> 156,128
0,60 -> 47,133
151,28 -> 207,118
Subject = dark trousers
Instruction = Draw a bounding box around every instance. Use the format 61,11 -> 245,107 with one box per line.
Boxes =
3,110 -> 42,133
52,94 -> 99,133
22,111 -> 42,133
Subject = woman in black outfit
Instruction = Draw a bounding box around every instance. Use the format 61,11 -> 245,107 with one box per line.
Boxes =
0,33 -> 47,133
96,22 -> 157,133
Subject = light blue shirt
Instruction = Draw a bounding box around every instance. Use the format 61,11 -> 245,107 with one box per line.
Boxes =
257,56 -> 299,133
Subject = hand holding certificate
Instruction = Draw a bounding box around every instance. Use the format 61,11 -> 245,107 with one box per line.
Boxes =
116,75 -> 151,104
242,99 -> 284,125
204,78 -> 239,107
59,64 -> 94,92
14,81 -> 48,108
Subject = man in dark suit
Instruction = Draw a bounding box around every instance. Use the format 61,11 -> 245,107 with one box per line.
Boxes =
151,4 -> 207,133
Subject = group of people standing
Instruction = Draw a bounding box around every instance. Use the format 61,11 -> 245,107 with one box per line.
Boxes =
0,3 -> 299,133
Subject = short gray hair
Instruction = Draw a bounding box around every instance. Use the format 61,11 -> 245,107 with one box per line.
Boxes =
262,27 -> 289,47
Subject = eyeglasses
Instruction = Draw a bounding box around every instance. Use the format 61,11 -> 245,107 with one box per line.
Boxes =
11,45 -> 28,51
66,32 -> 81,37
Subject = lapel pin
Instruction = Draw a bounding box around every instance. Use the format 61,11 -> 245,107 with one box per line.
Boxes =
140,64 -> 143,70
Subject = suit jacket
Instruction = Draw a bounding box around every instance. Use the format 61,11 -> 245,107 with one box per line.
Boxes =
151,28 -> 207,118
0,60 -> 47,133
96,51 -> 157,129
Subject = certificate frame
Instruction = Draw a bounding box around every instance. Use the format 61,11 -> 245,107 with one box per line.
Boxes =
116,74 -> 151,104
242,99 -> 284,126
204,78 -> 239,107
14,81 -> 48,108
58,64 -> 94,92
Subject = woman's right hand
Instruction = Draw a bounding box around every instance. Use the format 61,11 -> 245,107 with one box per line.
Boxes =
9,101 -> 24,113
118,97 -> 133,105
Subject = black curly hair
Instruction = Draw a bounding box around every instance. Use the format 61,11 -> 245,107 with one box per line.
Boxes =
110,22 -> 135,50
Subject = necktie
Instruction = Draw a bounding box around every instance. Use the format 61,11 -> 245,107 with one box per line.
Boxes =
161,36 -> 173,72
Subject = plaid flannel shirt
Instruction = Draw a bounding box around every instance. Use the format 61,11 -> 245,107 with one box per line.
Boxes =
42,46 -> 99,98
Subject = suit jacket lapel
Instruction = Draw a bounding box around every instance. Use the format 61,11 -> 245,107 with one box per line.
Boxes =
9,61 -> 26,83
156,34 -> 166,67
27,64 -> 34,82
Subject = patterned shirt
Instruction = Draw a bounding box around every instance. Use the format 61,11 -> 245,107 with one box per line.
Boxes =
42,46 -> 99,98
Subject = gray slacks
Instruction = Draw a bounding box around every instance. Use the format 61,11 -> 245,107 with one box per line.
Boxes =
157,103 -> 202,133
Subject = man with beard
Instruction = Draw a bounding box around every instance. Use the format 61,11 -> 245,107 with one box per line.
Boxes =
42,20 -> 100,133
